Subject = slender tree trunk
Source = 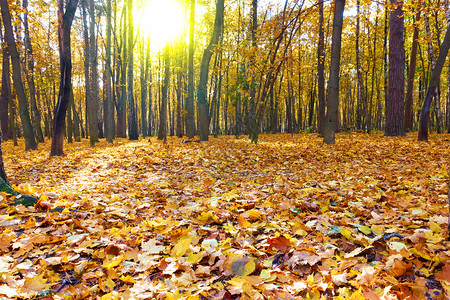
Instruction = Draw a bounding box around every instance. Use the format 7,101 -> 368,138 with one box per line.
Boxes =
0,0 -> 37,150
158,45 -> 170,141
23,0 -> 44,143
355,0 -> 366,131
446,0 -> 450,133
248,0 -> 258,140
50,0 -> 79,156
88,0 -> 99,146
419,25 -> 450,141
67,87 -> 73,143
324,0 -> 345,144
176,51 -> 183,138
140,39 -> 149,138
71,90 -> 80,142
384,0 -> 405,136
185,0 -> 196,139
148,61 -> 153,136
105,0 -> 114,143
424,10 -> 444,133
317,0 -> 325,135
404,2 -> 421,132
117,5 -> 127,138
0,28 -> 10,141
127,0 -> 138,140
197,0 -> 224,141
383,0 -> 388,131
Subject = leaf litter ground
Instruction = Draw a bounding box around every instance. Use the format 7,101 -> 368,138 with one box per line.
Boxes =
0,133 -> 449,299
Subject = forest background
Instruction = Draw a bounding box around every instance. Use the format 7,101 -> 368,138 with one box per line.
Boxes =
0,0 -> 449,148
0,0 -> 450,298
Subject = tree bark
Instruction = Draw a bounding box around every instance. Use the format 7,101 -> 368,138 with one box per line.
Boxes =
324,0 -> 345,145
50,0 -> 79,156
0,0 -> 37,150
384,0 -> 405,136
197,0 -> 224,141
418,25 -> 450,141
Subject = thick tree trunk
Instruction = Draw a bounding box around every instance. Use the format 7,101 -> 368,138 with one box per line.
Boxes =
419,25 -> 450,141
0,0 -> 37,150
384,0 -> 405,136
404,3 -> 421,132
50,0 -> 79,156
324,0 -> 345,144
197,0 -> 224,141
317,0 -> 325,135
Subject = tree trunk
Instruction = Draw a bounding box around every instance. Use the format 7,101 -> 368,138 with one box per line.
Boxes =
158,45 -> 170,141
248,0 -> 258,140
117,5 -> 127,138
317,0 -> 325,135
404,2 -> 421,132
355,0 -> 366,131
424,11 -> 444,134
67,87 -> 73,143
176,52 -> 183,138
105,0 -> 114,143
127,0 -> 138,140
0,0 -> 37,150
50,0 -> 79,156
197,0 -> 224,141
148,62 -> 153,136
0,28 -> 10,141
23,0 -> 44,143
419,25 -> 450,141
88,0 -> 99,146
384,0 -> 405,136
140,39 -> 149,138
324,0 -> 345,144
185,0 -> 196,139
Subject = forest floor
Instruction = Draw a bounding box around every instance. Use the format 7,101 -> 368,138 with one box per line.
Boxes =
0,133 -> 449,299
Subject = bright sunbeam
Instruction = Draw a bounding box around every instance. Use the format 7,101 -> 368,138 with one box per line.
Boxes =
136,0 -> 186,50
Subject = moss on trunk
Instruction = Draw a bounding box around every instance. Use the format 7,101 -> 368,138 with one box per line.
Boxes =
0,177 -> 37,207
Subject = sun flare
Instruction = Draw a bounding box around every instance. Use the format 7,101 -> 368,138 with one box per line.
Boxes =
136,0 -> 186,50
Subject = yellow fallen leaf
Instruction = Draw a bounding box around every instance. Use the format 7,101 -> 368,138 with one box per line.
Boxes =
341,228 -> 352,240
171,235 -> 193,257
102,255 -> 124,269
